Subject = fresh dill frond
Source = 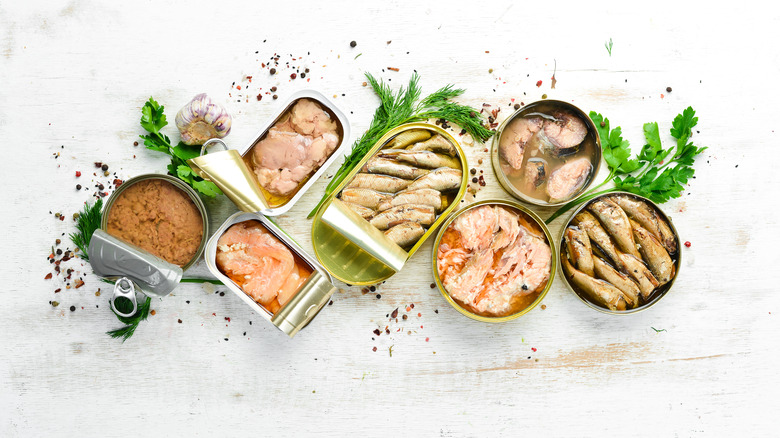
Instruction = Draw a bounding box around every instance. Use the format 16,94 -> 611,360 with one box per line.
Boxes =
69,198 -> 103,261
605,38 -> 613,56
308,72 -> 493,218
107,295 -> 152,342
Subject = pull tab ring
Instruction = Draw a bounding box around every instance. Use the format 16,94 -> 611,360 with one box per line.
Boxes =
111,277 -> 138,318
201,138 -> 228,156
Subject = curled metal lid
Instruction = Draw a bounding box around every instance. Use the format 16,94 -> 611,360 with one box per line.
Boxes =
88,229 -> 183,297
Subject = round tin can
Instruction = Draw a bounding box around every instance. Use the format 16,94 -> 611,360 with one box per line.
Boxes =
431,199 -> 557,323
558,191 -> 681,315
100,173 -> 209,271
490,100 -> 602,207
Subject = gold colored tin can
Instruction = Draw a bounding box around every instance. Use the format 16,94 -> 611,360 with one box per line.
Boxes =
490,100 -> 602,207
431,199 -> 557,323
100,173 -> 208,271
558,191 -> 681,314
310,122 -> 469,286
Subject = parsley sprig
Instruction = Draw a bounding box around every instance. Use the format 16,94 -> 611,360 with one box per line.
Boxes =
308,72 -> 494,217
139,97 -> 222,197
546,107 -> 706,223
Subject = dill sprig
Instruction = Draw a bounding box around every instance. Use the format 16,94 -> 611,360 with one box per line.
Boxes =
308,72 -> 493,217
107,295 -> 152,342
69,198 -> 103,261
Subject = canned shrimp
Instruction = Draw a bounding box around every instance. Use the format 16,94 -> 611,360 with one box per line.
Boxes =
188,89 -> 351,216
205,212 -> 338,337
432,199 -> 556,322
310,122 -> 469,286
558,191 -> 681,314
491,100 -> 602,207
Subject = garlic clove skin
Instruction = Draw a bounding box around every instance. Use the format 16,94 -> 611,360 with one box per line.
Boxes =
175,93 -> 232,145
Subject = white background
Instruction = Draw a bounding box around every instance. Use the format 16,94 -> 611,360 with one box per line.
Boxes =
1,1 -> 778,436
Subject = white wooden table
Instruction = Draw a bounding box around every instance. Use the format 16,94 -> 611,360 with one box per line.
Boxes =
2,1 -> 778,436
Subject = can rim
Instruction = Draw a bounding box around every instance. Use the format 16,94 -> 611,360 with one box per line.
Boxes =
490,99 -> 603,207
557,190 -> 682,315
311,122 -> 469,286
100,173 -> 209,271
431,198 -> 558,323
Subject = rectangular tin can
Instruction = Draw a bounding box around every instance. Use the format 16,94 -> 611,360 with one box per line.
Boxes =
205,211 -> 338,337
188,89 -> 351,216
309,122 -> 469,286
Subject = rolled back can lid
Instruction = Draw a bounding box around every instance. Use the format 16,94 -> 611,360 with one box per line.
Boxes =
271,270 -> 337,337
88,229 -> 183,297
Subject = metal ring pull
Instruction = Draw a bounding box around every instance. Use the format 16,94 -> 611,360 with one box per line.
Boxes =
201,138 -> 228,156
110,277 -> 138,318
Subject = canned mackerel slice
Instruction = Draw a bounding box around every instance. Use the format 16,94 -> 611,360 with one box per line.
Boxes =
187,89 -> 351,217
205,212 -> 338,337
310,122 -> 469,286
432,199 -> 556,323
491,99 -> 602,207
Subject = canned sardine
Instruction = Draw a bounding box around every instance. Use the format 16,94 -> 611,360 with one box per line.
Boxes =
310,122 -> 469,286
559,191 -> 681,314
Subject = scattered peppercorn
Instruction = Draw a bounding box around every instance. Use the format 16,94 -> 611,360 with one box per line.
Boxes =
666,87 -> 672,92
684,241 -> 691,248
472,177 -> 478,183
52,301 -> 59,307
273,95 -> 278,100
256,94 -> 263,101
269,68 -> 276,75
76,184 -> 82,190
402,314 -> 408,320
470,168 -> 477,175
178,319 -> 182,323
376,294 -> 381,299
514,103 -> 520,110
350,41 -> 357,48
70,306 -> 76,312
372,346 -> 377,352
430,283 -> 435,289
150,310 -> 156,316
373,329 -> 381,336
290,73 -> 297,79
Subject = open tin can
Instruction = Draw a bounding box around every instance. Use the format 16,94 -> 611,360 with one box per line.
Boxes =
431,199 -> 556,322
558,191 -> 681,314
310,122 -> 468,286
90,173 -> 209,316
491,100 -> 602,207
187,89 -> 350,216
205,212 -> 338,337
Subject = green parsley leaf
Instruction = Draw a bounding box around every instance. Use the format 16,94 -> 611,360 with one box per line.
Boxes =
547,107 -> 706,223
139,97 -> 223,198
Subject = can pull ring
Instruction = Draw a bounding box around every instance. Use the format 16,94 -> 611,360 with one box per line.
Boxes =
201,138 -> 228,156
110,277 -> 138,318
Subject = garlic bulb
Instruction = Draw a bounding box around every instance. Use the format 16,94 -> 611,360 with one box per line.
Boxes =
175,94 -> 232,145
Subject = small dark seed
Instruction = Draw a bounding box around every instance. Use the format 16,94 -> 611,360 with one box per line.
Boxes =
70,306 -> 76,312
470,168 -> 477,175
290,73 -> 297,79
273,95 -> 278,100
376,294 -> 381,299
472,177 -> 478,183
430,283 -> 436,288
101,164 -> 108,171
369,286 -> 376,292
514,103 -> 520,110
350,41 -> 357,48
76,184 -> 81,190
269,68 -> 276,75
666,86 -> 672,92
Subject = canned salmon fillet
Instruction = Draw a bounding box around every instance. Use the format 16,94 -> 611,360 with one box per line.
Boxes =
434,201 -> 554,320
216,220 -> 313,315
205,212 -> 337,337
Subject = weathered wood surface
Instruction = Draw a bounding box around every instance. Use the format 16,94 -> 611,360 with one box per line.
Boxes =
1,1 -> 778,436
